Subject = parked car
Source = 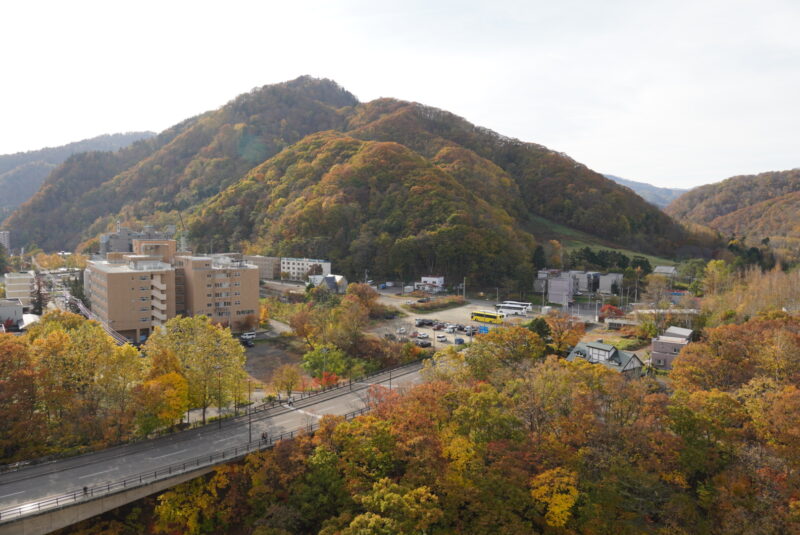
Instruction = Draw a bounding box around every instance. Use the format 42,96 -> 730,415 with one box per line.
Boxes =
415,318 -> 425,327
436,334 -> 447,342
444,326 -> 456,333
465,326 -> 478,336
454,337 -> 465,345
240,338 -> 255,347
416,339 -> 432,348
432,324 -> 444,331
417,297 -> 431,303
397,327 -> 407,334
456,324 -> 466,332
417,332 -> 429,339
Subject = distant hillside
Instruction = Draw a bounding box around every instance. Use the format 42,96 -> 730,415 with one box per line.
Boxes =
5,76 -> 694,284
666,168 -> 800,254
605,174 -> 688,208
0,132 -> 155,219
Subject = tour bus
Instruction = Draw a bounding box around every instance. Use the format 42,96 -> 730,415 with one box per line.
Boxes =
501,301 -> 533,312
495,303 -> 528,316
471,310 -> 505,324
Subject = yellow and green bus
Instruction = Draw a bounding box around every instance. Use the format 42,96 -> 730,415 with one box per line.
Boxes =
471,310 -> 505,324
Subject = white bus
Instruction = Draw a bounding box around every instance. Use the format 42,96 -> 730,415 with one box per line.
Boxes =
495,303 -> 528,316
501,301 -> 533,312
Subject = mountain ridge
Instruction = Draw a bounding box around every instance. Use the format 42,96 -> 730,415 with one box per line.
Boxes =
0,132 -> 155,220
5,76 -> 696,284
604,174 -> 688,208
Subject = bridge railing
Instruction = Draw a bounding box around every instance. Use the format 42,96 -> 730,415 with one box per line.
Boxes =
0,406 -> 371,524
0,357 -> 425,476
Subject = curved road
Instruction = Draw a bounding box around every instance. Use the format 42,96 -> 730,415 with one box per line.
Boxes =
0,363 -> 424,521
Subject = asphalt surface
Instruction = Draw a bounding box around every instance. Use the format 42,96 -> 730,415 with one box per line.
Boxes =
0,363 -> 424,516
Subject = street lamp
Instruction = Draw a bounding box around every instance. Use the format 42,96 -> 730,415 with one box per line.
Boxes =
214,364 -> 223,429
247,378 -> 253,442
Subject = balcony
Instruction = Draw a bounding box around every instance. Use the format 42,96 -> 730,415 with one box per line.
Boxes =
151,279 -> 167,291
151,289 -> 167,301
152,309 -> 167,322
151,300 -> 167,311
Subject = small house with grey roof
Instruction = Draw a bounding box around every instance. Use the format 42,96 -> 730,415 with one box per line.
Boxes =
567,340 -> 644,378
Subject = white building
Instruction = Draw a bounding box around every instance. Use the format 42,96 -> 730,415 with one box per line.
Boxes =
0,230 -> 9,253
414,276 -> 445,293
0,298 -> 23,330
3,271 -> 34,307
280,258 -> 331,281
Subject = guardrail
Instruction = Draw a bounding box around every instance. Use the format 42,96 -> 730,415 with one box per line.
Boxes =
0,358 -> 425,477
0,406 -> 371,524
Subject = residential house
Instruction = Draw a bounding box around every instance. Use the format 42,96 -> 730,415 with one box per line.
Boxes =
309,274 -> 349,294
651,326 -> 693,370
567,340 -> 644,378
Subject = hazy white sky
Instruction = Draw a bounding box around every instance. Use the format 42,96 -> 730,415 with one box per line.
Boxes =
2,0 -> 798,188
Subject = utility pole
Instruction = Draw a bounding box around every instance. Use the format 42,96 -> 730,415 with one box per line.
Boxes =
462,277 -> 466,299
364,269 -> 368,284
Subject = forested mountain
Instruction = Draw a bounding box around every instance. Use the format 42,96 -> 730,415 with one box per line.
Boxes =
666,169 -> 800,249
6,76 -> 693,284
605,174 -> 688,208
0,132 -> 154,219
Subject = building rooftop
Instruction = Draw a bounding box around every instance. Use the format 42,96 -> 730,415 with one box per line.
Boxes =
664,326 -> 693,338
88,259 -> 173,273
0,298 -> 23,307
282,257 -> 329,263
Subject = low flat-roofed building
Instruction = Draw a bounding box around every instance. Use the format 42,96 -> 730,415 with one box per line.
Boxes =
3,271 -> 34,307
280,257 -> 331,281
244,255 -> 281,280
0,230 -> 10,252
0,298 -> 23,330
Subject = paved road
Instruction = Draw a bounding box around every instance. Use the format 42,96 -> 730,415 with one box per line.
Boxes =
0,363 -> 424,517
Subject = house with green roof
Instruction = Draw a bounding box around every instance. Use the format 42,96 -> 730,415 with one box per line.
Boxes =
566,340 -> 644,378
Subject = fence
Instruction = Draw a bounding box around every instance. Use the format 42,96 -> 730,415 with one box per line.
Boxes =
0,406 -> 371,524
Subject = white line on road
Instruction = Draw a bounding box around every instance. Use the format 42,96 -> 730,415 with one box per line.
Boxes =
282,404 -> 321,419
0,490 -> 24,498
78,468 -> 115,479
151,449 -> 187,460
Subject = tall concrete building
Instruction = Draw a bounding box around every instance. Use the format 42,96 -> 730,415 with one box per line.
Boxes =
84,254 -> 176,342
85,237 -> 259,342
174,253 -> 259,330
0,230 -> 10,253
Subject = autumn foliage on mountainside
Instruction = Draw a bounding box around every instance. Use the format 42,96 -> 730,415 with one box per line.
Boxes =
667,168 -> 800,258
7,77 -> 694,283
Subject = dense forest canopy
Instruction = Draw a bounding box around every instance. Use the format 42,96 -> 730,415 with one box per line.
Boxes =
5,76 -> 698,283
0,132 -> 154,220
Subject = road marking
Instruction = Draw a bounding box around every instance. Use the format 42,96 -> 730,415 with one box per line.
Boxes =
151,449 -> 187,460
78,468 -> 115,479
282,404 -> 321,419
0,490 -> 24,498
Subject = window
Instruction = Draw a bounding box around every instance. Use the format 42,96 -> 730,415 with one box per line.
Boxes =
140,276 -> 148,281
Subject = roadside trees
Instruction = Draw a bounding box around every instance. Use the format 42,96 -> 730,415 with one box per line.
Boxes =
144,316 -> 246,425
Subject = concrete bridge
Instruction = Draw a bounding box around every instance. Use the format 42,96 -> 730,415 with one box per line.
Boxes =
0,362 -> 424,535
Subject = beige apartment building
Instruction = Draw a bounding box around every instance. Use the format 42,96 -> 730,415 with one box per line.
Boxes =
85,255 -> 176,343
244,255 -> 281,280
175,254 -> 259,330
85,240 -> 259,341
